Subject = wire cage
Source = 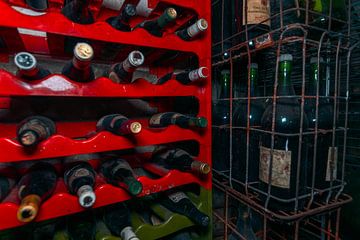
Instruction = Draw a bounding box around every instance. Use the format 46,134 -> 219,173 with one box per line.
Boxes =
211,0 -> 359,239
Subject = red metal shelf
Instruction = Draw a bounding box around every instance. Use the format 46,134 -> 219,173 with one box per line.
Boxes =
0,168 -> 208,230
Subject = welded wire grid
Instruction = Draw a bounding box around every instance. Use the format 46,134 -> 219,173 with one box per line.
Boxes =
211,0 -> 359,239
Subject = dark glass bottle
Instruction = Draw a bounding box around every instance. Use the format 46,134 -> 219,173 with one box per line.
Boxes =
157,67 -> 209,85
96,114 -> 142,136
233,63 -> 264,183
108,51 -> 145,83
136,8 -> 177,37
100,159 -> 143,196
176,19 -> 208,41
161,191 -> 210,227
17,162 -> 57,222
103,203 -> 140,240
14,52 -> 51,81
26,0 -> 48,11
152,148 -> 211,175
62,42 -> 95,82
305,57 -> 334,190
212,70 -> 231,171
106,4 -> 136,32
63,156 -> 96,208
260,54 -> 309,210
229,206 -> 257,240
17,116 -> 56,147
67,211 -> 96,240
0,165 -> 16,202
61,0 -> 94,25
149,112 -> 208,129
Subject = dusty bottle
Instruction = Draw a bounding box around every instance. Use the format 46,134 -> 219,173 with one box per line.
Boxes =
152,148 -> 210,175
176,19 -> 208,41
63,155 -> 96,208
62,0 -> 94,24
149,112 -> 208,129
17,162 -> 57,222
17,116 -> 56,147
62,42 -> 95,82
100,159 -> 143,196
106,4 -> 136,32
157,67 -> 209,85
108,51 -> 145,83
14,52 -> 51,81
136,8 -> 177,37
96,114 -> 142,136
161,191 -> 210,227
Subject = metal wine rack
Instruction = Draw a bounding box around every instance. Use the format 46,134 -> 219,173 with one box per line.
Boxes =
212,0 -> 358,239
0,0 -> 212,238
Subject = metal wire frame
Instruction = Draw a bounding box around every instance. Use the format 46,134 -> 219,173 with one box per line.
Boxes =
211,0 -> 359,238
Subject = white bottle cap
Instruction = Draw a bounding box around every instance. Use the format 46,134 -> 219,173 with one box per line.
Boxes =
128,51 -> 145,67
14,52 -> 37,70
77,185 -> 96,208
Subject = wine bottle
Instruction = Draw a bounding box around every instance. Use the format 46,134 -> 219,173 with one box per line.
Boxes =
157,67 -> 209,85
161,191 -> 210,227
0,164 -> 16,202
152,148 -> 210,175
62,42 -> 95,82
260,54 -> 309,210
26,0 -> 48,11
96,114 -> 142,136
63,156 -> 96,208
100,159 -> 143,196
149,112 -> 208,129
103,203 -> 140,240
229,206 -> 257,240
14,52 -> 51,81
17,162 -> 57,222
61,0 -> 95,25
305,57 -> 334,190
176,19 -> 208,41
233,63 -> 264,182
67,211 -> 96,240
136,8 -> 177,37
108,51 -> 145,83
17,116 -> 56,147
106,4 -> 136,32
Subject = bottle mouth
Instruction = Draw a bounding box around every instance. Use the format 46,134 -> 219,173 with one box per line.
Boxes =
198,67 -> 209,78
124,4 -> 136,16
14,52 -> 37,70
128,51 -> 145,67
74,43 -> 94,61
197,19 -> 208,31
17,194 -> 41,223
130,122 -> 142,134
200,163 -> 211,174
19,130 -> 39,147
78,187 -> 96,208
127,180 -> 143,196
196,117 -> 208,128
200,216 -> 210,227
166,8 -> 177,19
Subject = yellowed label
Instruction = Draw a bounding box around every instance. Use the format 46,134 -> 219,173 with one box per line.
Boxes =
259,146 -> 291,189
243,0 -> 270,26
326,147 -> 338,181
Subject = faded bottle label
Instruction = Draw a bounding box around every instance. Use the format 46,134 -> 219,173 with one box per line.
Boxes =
326,147 -> 338,181
259,146 -> 291,189
243,0 -> 270,26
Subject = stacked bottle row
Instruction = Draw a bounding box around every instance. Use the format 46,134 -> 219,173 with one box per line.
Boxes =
213,52 -> 340,211
0,186 -> 210,240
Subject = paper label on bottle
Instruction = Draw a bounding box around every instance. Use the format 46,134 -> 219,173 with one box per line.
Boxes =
102,0 -> 125,10
243,0 -> 270,26
326,147 -> 338,181
136,0 -> 153,17
259,146 -> 291,189
168,192 -> 188,203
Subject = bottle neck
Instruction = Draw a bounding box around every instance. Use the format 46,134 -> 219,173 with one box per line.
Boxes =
219,72 -> 230,99
309,62 -> 326,96
249,67 -> 260,97
278,60 -> 295,96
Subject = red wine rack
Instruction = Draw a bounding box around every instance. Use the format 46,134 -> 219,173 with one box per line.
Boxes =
0,0 -> 212,233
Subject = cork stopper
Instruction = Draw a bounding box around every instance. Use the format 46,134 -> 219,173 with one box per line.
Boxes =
19,130 -> 38,147
166,8 -> 177,19
17,194 -> 41,222
74,43 -> 94,61
130,122 -> 142,134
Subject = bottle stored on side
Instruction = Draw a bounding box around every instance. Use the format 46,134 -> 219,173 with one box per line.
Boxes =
136,8 -> 177,37
103,203 -> 140,240
67,211 -> 96,240
17,116 -> 56,147
17,162 -> 57,222
96,114 -> 142,136
62,42 -> 95,82
14,52 -> 51,81
161,191 -> 210,227
149,112 -> 208,129
26,0 -> 48,11
176,19 -> 209,41
108,51 -> 145,83
63,155 -> 97,208
157,67 -> 209,85
106,4 -> 136,31
152,148 -> 210,175
61,0 -> 94,24
0,164 -> 16,202
100,159 -> 143,196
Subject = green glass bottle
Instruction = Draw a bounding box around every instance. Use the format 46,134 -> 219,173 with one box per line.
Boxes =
260,54 -> 309,211
305,57 -> 335,191
233,63 -> 264,183
67,211 -> 96,240
212,70 -> 231,172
